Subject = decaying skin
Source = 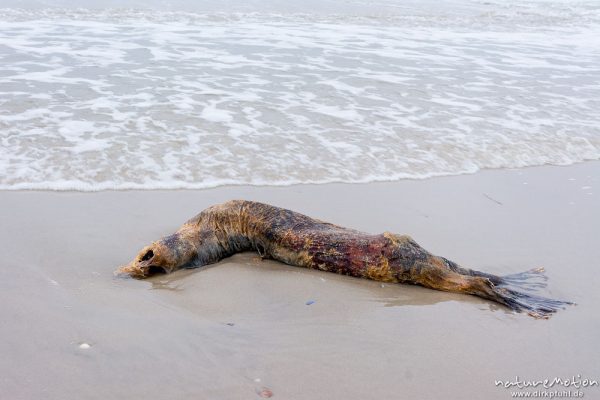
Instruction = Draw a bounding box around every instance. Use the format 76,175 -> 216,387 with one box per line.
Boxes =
116,200 -> 572,318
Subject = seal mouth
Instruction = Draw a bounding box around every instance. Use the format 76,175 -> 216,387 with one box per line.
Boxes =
146,265 -> 168,276
115,263 -> 168,279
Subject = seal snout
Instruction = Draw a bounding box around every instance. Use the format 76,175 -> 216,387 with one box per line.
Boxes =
115,244 -> 170,279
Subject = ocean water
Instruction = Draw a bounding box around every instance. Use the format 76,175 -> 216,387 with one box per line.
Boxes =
1,0 -> 599,190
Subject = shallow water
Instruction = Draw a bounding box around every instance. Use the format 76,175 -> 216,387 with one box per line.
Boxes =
1,1 -> 599,190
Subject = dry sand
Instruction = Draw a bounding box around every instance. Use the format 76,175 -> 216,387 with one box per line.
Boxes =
1,162 -> 599,399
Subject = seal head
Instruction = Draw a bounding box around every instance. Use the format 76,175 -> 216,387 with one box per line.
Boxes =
115,233 -> 197,279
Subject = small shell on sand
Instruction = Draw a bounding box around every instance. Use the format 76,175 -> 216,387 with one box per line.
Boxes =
79,343 -> 91,349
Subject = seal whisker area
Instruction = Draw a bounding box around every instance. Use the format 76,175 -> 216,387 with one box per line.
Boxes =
115,200 -> 573,318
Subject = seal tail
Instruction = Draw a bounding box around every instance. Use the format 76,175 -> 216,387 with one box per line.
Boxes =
475,268 -> 574,319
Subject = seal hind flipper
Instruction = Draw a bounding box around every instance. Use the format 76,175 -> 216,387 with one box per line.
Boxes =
411,260 -> 572,318
491,267 -> 573,318
498,267 -> 549,292
486,283 -> 574,319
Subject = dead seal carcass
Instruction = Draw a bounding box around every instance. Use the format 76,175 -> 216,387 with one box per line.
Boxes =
116,200 -> 572,318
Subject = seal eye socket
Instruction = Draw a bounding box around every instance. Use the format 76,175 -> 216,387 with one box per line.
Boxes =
140,249 -> 154,262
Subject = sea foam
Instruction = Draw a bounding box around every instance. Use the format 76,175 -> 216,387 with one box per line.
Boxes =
0,2 -> 599,191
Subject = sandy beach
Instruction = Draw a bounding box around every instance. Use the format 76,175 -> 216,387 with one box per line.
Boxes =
1,161 -> 598,399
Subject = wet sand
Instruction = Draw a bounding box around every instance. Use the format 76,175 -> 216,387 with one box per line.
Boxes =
1,162 -> 599,399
